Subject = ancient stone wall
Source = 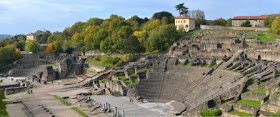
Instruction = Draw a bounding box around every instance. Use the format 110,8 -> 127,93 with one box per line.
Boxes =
200,25 -> 270,31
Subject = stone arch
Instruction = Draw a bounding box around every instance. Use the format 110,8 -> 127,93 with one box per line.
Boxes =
207,100 -> 216,108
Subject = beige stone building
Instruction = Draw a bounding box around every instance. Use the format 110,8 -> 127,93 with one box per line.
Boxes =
175,14 -> 195,32
232,14 -> 280,27
26,33 -> 35,41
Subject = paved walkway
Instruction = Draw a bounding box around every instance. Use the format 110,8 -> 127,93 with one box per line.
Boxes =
90,95 -> 170,117
6,103 -> 28,117
6,84 -> 82,117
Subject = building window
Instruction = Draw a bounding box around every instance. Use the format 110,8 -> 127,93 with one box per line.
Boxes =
185,25 -> 189,28
184,20 -> 186,23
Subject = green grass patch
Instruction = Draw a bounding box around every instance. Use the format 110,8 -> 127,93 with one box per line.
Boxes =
200,108 -> 222,117
72,107 -> 88,117
124,80 -> 132,86
6,97 -> 31,104
0,89 -> 8,117
230,110 -> 253,117
88,55 -> 123,68
236,99 -> 261,107
119,76 -> 127,80
210,64 -> 218,68
257,32 -> 275,42
129,72 -> 135,76
131,77 -> 139,84
244,88 -> 266,94
185,61 -> 192,66
53,95 -> 71,106
0,79 -> 3,84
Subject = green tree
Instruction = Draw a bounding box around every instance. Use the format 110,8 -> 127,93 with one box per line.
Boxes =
190,10 -> 206,27
241,20 -> 252,27
0,47 -> 21,65
272,17 -> 280,35
213,18 -> 227,26
152,11 -> 174,24
264,16 -> 276,28
25,40 -> 41,53
175,3 -> 188,15
145,24 -> 179,52
119,36 -> 143,54
226,19 -> 232,26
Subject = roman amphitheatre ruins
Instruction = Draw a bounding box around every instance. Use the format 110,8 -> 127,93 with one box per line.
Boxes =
1,29 -> 280,117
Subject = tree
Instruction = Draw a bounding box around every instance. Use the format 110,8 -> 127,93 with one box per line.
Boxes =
46,41 -> 62,54
265,16 -> 277,28
241,20 -> 252,27
272,17 -> 280,35
213,18 -> 227,26
175,3 -> 188,15
145,24 -> 179,52
190,10 -> 206,27
24,40 -> 41,53
119,36 -> 142,54
152,11 -> 174,24
0,47 -> 21,65
226,19 -> 232,26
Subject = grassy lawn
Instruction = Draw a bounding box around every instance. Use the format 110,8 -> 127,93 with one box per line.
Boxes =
119,76 -> 127,80
88,55 -> 123,68
244,88 -> 266,94
72,107 -> 88,117
6,97 -> 31,104
236,99 -> 261,107
53,95 -> 71,106
0,89 -> 8,117
257,32 -> 275,42
230,110 -> 253,117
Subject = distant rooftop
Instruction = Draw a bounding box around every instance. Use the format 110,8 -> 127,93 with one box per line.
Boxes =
175,14 -> 194,19
233,14 -> 280,20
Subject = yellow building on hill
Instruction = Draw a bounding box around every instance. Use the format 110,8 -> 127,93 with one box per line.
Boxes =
175,14 -> 195,32
26,33 -> 35,41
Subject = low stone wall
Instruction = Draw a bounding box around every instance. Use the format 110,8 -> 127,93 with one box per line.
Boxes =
5,87 -> 27,96
200,25 -> 270,31
241,93 -> 266,101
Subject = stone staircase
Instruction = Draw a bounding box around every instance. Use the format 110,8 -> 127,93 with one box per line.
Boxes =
219,50 -> 244,69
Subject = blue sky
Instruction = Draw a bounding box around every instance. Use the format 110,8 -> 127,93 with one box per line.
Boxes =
0,0 -> 279,35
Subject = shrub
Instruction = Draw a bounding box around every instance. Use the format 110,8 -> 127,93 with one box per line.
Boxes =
272,18 -> 280,35
200,108 -> 222,117
241,20 -> 251,27
213,18 -> 227,26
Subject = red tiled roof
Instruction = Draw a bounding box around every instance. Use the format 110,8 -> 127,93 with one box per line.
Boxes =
233,14 -> 280,20
175,14 -> 193,19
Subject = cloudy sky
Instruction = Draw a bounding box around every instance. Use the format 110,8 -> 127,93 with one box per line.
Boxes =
0,0 -> 279,35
